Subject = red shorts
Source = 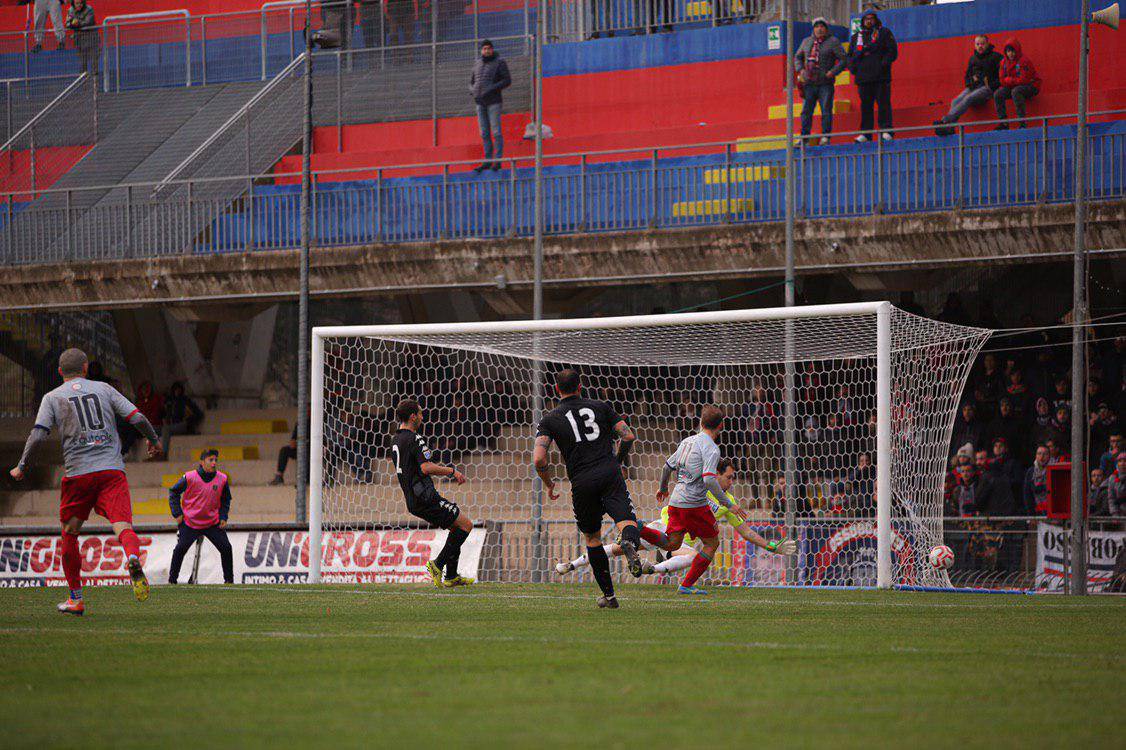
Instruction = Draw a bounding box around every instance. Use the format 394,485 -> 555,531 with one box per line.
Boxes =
60,470 -> 133,525
665,504 -> 719,541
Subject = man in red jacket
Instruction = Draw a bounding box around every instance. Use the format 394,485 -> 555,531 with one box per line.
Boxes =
993,37 -> 1041,129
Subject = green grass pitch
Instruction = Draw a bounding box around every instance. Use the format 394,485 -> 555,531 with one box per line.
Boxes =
0,584 -> 1121,748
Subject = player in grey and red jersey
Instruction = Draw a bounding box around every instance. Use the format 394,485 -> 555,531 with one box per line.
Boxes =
9,348 -> 161,615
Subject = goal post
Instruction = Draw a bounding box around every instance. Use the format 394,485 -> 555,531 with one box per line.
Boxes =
308,302 -> 989,588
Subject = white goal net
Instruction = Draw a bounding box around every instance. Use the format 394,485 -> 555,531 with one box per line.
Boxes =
310,303 -> 989,589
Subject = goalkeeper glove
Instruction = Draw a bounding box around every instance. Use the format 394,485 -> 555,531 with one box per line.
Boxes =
765,539 -> 797,555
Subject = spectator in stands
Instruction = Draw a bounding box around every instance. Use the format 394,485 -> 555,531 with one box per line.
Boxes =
994,38 -> 1040,129
850,451 -> 875,506
1100,432 -> 1123,476
1107,452 -> 1126,516
848,9 -> 898,143
935,35 -> 1002,136
159,382 -> 205,459
65,0 -> 98,75
470,40 -> 511,174
947,461 -> 977,516
1090,402 -> 1119,460
1023,444 -> 1049,514
972,353 -> 1004,419
795,18 -> 847,146
1050,406 -> 1072,452
974,449 -> 1016,516
270,424 -> 298,486
385,0 -> 414,48
314,0 -> 353,50
990,437 -> 1023,504
121,381 -> 163,458
1030,397 -> 1055,448
1045,437 -> 1069,466
950,402 -> 983,455
1089,467 -> 1109,516
988,397 -> 1024,461
1004,368 -> 1031,418
31,0 -> 65,53
357,0 -> 380,49
1050,376 -> 1071,413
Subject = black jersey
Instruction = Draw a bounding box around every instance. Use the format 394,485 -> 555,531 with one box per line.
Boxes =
536,395 -> 625,481
391,428 -> 435,506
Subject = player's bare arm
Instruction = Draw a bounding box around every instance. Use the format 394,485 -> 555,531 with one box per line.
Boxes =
10,425 -> 50,480
613,419 -> 635,467
532,434 -> 558,500
656,462 -> 674,504
420,461 -> 466,484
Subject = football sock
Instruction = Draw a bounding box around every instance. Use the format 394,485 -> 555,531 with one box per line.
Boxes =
680,550 -> 713,588
639,525 -> 668,549
60,532 -> 81,593
568,545 -> 613,570
653,554 -> 694,574
117,528 -> 141,560
586,544 -> 615,598
619,523 -> 641,549
436,526 -> 469,579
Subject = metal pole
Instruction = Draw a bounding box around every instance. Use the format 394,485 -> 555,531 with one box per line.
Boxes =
876,302 -> 892,588
1068,0 -> 1090,596
531,18 -> 546,580
296,2 -> 314,526
782,0 -> 797,541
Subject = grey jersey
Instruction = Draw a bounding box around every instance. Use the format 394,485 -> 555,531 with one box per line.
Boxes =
34,378 -> 138,477
666,432 -> 721,508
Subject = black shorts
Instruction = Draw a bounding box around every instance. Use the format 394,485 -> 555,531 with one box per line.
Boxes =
570,468 -> 636,535
408,490 -> 460,530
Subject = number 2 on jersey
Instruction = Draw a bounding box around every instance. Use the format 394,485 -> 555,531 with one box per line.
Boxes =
391,444 -> 402,474
565,408 -> 600,442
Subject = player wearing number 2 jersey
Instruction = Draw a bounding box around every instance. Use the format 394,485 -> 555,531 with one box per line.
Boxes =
391,398 -> 475,588
534,368 -> 643,608
9,349 -> 161,615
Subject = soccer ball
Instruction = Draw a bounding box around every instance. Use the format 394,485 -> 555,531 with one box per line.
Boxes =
927,545 -> 954,570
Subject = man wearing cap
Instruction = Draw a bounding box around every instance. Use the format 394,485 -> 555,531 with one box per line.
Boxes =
168,449 -> 234,584
794,18 -> 847,145
469,39 -> 512,174
848,7 -> 898,142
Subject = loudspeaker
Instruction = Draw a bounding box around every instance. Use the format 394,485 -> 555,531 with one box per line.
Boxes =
1093,3 -> 1119,30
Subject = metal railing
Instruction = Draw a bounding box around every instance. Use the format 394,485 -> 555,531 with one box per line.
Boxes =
0,73 -> 94,200
1,110 -> 1122,263
545,0 -> 838,41
0,0 -> 538,92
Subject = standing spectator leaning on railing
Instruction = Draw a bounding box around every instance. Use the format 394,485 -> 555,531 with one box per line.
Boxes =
935,35 -> 1002,136
66,0 -> 99,76
30,0 -> 65,54
993,37 -> 1040,129
470,39 -> 511,174
795,17 -> 847,146
848,8 -> 897,143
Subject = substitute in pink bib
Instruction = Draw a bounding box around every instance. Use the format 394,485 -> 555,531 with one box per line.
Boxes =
168,449 -> 234,583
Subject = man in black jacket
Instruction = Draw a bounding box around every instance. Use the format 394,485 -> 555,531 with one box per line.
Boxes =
848,9 -> 898,142
935,35 -> 1003,135
469,40 -> 512,173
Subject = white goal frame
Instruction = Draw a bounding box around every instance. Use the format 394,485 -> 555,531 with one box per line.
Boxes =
309,301 -> 900,587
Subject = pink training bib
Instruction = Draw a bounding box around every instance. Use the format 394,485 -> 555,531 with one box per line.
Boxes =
181,470 -> 227,529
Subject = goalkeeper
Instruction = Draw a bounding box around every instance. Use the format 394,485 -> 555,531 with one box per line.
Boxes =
556,457 -> 796,578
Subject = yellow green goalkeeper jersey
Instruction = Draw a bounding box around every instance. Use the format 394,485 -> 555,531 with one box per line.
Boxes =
658,491 -> 744,545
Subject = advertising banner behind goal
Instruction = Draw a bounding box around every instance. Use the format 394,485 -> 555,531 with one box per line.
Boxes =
0,529 -> 485,587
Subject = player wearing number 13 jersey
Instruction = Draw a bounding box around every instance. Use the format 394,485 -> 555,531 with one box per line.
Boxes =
534,368 -> 644,608
9,349 -> 161,615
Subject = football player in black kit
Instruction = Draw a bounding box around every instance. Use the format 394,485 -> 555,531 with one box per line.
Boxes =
391,398 -> 475,588
533,368 -> 644,608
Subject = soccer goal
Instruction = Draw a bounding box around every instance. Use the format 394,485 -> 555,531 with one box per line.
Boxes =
309,302 -> 989,589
